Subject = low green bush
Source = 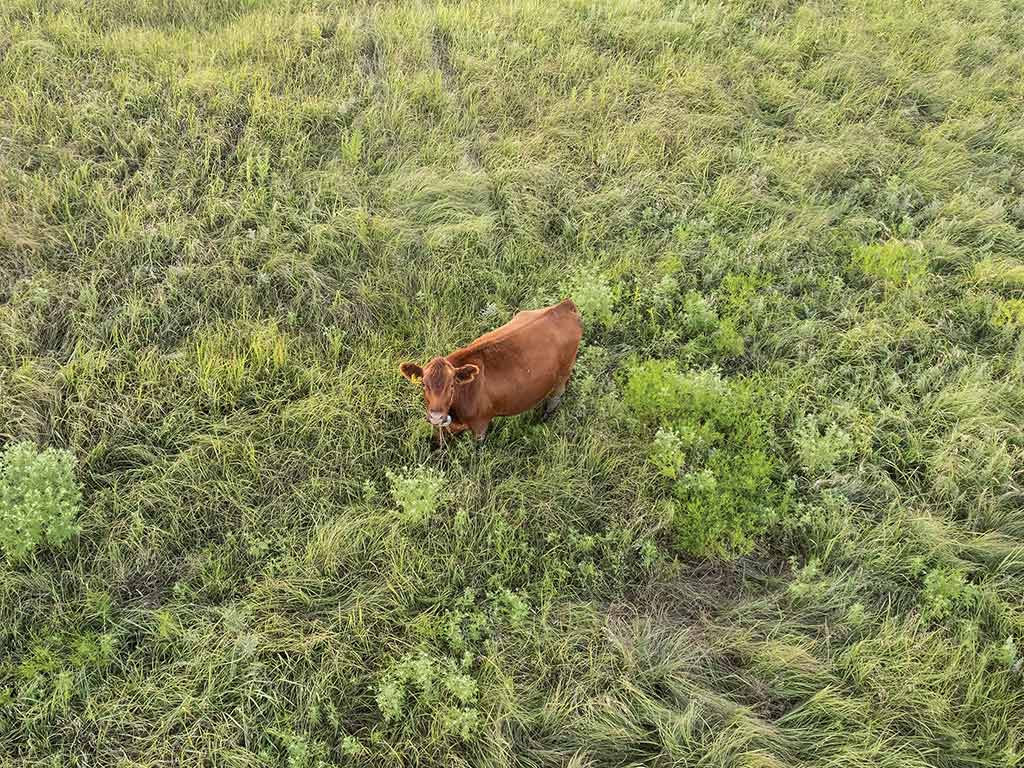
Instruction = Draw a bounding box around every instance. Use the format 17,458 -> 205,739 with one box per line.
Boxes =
386,466 -> 445,522
853,239 -> 929,287
920,566 -> 977,624
567,267 -> 618,328
793,416 -> 855,475
992,299 -> 1024,328
375,649 -> 480,740
625,361 -> 790,556
973,257 -> 1024,289
0,442 -> 81,561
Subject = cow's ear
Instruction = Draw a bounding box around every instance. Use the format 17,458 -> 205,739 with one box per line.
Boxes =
454,364 -> 479,384
399,362 -> 423,382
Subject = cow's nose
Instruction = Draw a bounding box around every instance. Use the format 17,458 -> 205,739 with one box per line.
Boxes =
428,410 -> 446,425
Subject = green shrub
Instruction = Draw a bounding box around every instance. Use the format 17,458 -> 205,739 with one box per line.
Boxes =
675,292 -> 745,361
568,268 -> 617,327
624,360 -> 727,425
282,732 -> 320,768
340,735 -> 366,757
0,441 -> 81,561
719,272 -> 761,321
853,239 -> 929,287
650,427 -> 687,478
994,637 -> 1018,671
793,416 -> 854,475
386,466 -> 444,522
682,291 -> 718,335
788,558 -> 826,600
712,317 -> 745,357
375,649 -> 481,741
652,274 -> 681,308
920,567 -> 977,624
992,299 -> 1024,328
625,361 -> 789,557
672,442 -> 781,556
846,601 -> 868,628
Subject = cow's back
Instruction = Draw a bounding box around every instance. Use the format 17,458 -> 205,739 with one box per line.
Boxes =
468,306 -> 550,348
451,299 -> 582,417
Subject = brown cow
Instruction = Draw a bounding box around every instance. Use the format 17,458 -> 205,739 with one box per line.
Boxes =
400,298 -> 583,443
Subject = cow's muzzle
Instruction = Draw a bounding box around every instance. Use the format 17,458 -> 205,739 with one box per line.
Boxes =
428,412 -> 452,427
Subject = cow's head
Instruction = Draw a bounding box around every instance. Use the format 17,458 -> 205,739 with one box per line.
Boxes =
399,356 -> 479,427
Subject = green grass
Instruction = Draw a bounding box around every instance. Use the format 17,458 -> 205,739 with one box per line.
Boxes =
2,0 -> 1024,764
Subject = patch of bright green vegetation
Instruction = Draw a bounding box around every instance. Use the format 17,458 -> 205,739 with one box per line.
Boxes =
854,239 -> 929,287
974,256 -> 1024,289
993,299 -> 1024,328
2,0 -> 1024,765
626,361 -> 788,556
0,442 -> 81,560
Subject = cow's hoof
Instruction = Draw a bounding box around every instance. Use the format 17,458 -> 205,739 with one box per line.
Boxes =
539,395 -> 563,423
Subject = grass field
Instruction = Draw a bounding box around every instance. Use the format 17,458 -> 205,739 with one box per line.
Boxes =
3,0 -> 1024,764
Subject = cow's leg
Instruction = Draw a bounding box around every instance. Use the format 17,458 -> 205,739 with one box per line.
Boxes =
541,393 -> 563,421
468,418 -> 491,448
540,379 -> 568,422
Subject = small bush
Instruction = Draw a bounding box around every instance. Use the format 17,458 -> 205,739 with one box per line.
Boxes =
854,239 -> 928,287
0,441 -> 81,561
973,257 -> 1024,289
994,637 -> 1018,671
386,466 -> 444,522
682,291 -> 718,335
788,558 -> 826,600
793,416 -> 855,475
624,360 -> 727,425
846,601 -> 867,628
650,427 -> 687,478
652,274 -> 680,308
673,291 -> 745,361
568,268 -> 617,327
340,735 -> 366,757
719,272 -> 761,321
992,299 -> 1024,328
375,649 -> 481,741
625,361 -> 789,557
920,567 -> 976,624
712,317 -> 745,357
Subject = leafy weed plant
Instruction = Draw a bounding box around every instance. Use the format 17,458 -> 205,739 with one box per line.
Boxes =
0,442 -> 80,561
625,361 -> 790,556
386,466 -> 445,523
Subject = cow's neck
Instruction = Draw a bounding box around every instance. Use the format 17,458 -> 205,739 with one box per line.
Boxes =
451,384 -> 469,422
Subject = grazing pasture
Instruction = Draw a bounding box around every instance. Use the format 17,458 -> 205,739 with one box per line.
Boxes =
2,0 -> 1024,765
